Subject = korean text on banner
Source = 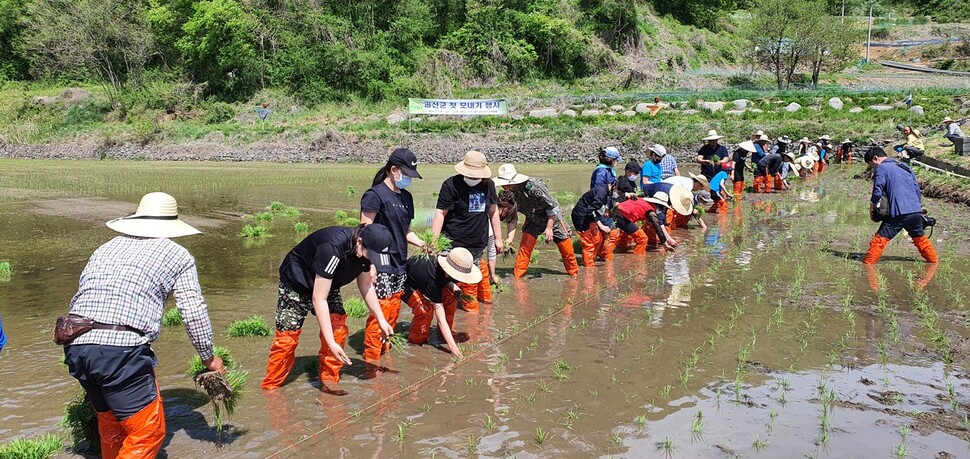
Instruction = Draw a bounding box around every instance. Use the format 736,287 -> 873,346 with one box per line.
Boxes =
408,98 -> 508,116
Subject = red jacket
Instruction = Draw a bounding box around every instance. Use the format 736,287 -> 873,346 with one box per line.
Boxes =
615,198 -> 656,222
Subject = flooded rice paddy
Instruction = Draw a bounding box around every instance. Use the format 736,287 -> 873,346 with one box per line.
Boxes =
1,160 -> 970,458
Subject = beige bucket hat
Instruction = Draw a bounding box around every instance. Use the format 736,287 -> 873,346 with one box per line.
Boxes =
455,151 -> 492,179
688,172 -> 711,191
703,130 -> 723,141
106,192 -> 201,238
438,247 -> 483,284
819,134 -> 832,141
645,186 -> 694,216
493,163 -> 530,186
797,156 -> 816,169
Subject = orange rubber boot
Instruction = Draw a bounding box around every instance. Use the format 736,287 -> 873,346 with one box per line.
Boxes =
406,291 -> 434,345
439,286 -> 459,340
912,235 -> 939,263
458,280 -> 479,312
734,180 -> 746,196
773,174 -> 784,190
514,233 -> 538,278
363,290 -> 403,361
752,176 -> 763,193
319,314 -> 348,383
478,258 -> 492,303
96,410 -> 124,459
709,200 -> 727,214
116,395 -> 165,459
862,235 -> 891,265
670,212 -> 691,230
579,227 -> 601,267
556,238 -> 580,276
630,229 -> 649,255
642,223 -> 660,246
601,228 -> 619,260
260,329 -> 302,389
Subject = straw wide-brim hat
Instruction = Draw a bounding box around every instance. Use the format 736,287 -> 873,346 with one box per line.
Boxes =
784,151 -> 797,161
493,163 -> 529,186
455,150 -> 492,179
106,192 -> 201,238
942,117 -> 954,124
797,156 -> 816,169
841,139 -> 853,145
778,136 -> 792,144
819,135 -> 832,141
798,137 -> 810,144
688,172 -> 711,191
645,186 -> 694,216
438,248 -> 482,284
703,129 -> 723,141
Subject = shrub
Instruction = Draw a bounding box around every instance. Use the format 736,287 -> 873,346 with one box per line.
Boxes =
267,201 -> 285,212
227,316 -> 271,337
162,307 -> 183,326
871,27 -> 890,40
282,206 -> 301,218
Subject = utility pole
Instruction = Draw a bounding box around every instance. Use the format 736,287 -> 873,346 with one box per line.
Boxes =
865,1 -> 875,63
841,0 -> 846,24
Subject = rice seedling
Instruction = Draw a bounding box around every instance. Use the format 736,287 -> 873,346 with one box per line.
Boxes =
417,229 -> 453,257
635,414 -> 648,429
162,307 -> 183,326
0,261 -> 11,281
752,435 -> 770,451
227,316 -> 271,337
537,379 -> 552,393
351,409 -> 364,419
534,427 -> 549,445
388,333 -> 408,353
187,346 -> 247,436
0,434 -> 64,459
892,442 -> 908,458
611,431 -> 622,445
553,367 -> 568,382
283,207 -> 301,218
660,385 -> 671,398
467,434 -> 478,453
344,297 -> 369,319
255,211 -> 274,222
422,402 -> 432,413
483,415 -> 496,430
334,209 -> 349,221
188,346 -> 237,374
346,186 -> 356,197
61,392 -> 97,452
268,201 -> 285,212
444,394 -> 466,404
241,224 -> 269,238
566,404 -> 582,420
293,222 -> 309,233
662,436 -> 674,455
393,421 -> 409,443
690,410 -> 704,434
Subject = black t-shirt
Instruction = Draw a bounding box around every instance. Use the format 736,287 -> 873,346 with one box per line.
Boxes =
360,183 -> 414,274
436,175 -> 498,252
571,185 -> 613,232
279,227 -> 370,297
731,150 -> 748,182
698,144 -> 727,180
405,256 -> 451,304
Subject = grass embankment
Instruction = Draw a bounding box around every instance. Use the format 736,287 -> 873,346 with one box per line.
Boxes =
0,80 -> 963,152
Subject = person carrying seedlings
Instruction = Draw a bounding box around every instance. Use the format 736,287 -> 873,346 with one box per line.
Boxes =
431,151 -> 503,312
359,147 -> 429,364
896,126 -> 925,161
591,147 -> 622,189
708,164 -> 733,212
58,192 -> 225,458
261,224 -> 395,394
572,181 -> 622,267
697,130 -> 729,180
403,247 -> 483,357
730,140 -> 756,195
836,139 -> 854,164
494,163 -> 579,277
862,147 -> 938,265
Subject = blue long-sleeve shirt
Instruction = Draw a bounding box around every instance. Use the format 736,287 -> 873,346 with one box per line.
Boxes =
590,165 -> 617,189
871,158 -> 922,217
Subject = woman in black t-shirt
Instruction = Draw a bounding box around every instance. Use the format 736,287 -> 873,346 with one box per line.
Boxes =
431,151 -> 503,313
403,248 -> 482,357
359,148 -> 429,365
261,224 -> 395,395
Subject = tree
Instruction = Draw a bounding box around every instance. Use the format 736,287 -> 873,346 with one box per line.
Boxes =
0,0 -> 28,81
20,0 -> 153,104
805,17 -> 861,88
176,0 -> 260,101
653,0 -> 736,30
747,0 -> 818,89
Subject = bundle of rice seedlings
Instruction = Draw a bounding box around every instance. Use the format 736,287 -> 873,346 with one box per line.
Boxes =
0,434 -> 64,459
227,316 -> 271,338
344,297 -> 369,319
188,347 -> 246,439
417,229 -> 452,258
254,211 -> 274,222
162,307 -> 183,326
267,201 -> 285,212
0,261 -> 11,281
187,346 -> 237,375
282,207 -> 302,218
61,392 -> 98,453
294,222 -> 309,233
241,224 -> 269,238
387,333 -> 408,354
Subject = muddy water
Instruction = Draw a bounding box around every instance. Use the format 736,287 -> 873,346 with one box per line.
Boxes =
1,160 -> 969,458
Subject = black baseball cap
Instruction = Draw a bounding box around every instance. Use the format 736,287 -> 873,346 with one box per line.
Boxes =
360,224 -> 395,273
389,148 -> 422,179
624,160 -> 641,174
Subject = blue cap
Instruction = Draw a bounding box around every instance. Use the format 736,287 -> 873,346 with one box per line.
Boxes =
603,147 -> 622,161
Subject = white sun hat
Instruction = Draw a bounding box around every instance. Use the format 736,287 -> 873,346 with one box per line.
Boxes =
437,247 -> 483,284
703,130 -> 723,141
106,192 -> 201,238
493,163 -> 530,186
649,144 -> 668,157
737,140 -> 757,153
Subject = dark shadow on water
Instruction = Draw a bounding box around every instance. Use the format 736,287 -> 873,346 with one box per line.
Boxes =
160,388 -> 247,451
822,248 -> 921,263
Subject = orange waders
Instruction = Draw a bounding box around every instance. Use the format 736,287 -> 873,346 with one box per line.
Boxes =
773,173 -> 784,191
514,232 -> 580,278
733,180 -> 746,196
457,251 -> 491,312
599,228 -> 619,260
578,227 -> 603,267
709,199 -> 728,213
363,290 -> 403,362
318,314 -> 349,382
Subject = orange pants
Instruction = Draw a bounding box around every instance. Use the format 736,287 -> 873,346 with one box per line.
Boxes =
733,180 -> 745,195
578,227 -> 603,267
863,234 -> 938,265
406,289 -> 454,345
607,228 -> 648,254
363,290 -> 403,362
709,199 -> 728,213
752,175 -> 768,193
600,229 -> 619,260
666,209 -> 692,230
457,257 -> 491,312
97,386 -> 165,459
514,232 -> 579,278
260,313 -> 349,387
815,161 -> 826,175
641,223 -> 660,245
773,173 -> 784,190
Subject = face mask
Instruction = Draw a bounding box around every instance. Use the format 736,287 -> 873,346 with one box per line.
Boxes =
628,175 -> 637,183
464,177 -> 482,187
394,172 -> 412,189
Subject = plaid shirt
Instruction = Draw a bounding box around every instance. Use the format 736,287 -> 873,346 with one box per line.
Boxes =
659,155 -> 678,179
67,236 -> 214,360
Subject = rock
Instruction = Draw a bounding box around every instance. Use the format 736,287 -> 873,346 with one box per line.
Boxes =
828,97 -> 844,110
635,103 -> 650,113
732,99 -> 749,109
529,108 -> 557,118
562,109 -> 577,117
909,105 -> 924,116
580,109 -> 602,117
386,113 -> 406,125
622,110 -> 637,117
962,100 -> 970,108
605,111 -> 616,116
289,106 -> 300,115
59,87 -> 90,104
610,104 -> 626,112
784,102 -> 801,112
411,117 -> 422,123
511,114 -> 524,120
869,105 -> 894,111
725,109 -> 746,115
701,101 -> 724,112
749,108 -> 763,113
682,109 -> 700,115
33,96 -> 58,105
849,106 -> 864,113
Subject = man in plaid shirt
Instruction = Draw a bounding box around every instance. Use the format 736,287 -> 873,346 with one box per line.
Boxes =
62,192 -> 225,458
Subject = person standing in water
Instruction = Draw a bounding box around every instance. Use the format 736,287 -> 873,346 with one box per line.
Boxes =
591,147 -> 622,189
